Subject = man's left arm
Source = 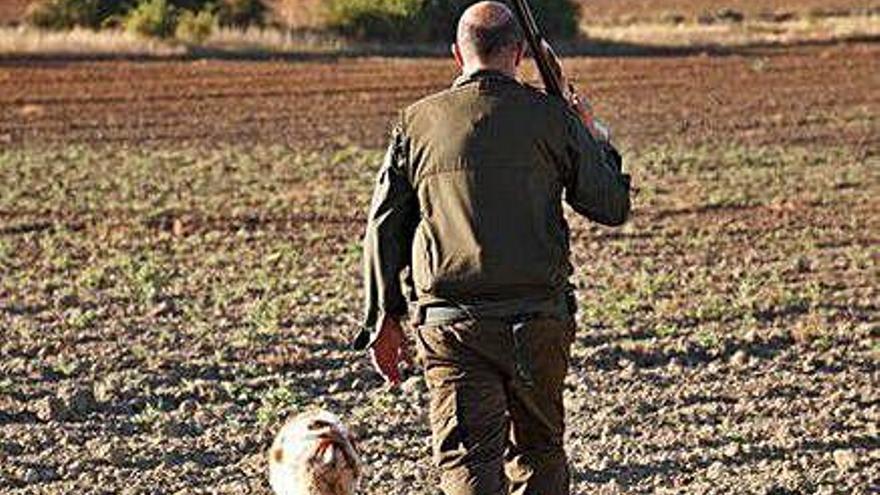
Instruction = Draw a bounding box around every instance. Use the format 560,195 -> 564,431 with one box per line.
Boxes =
353,127 -> 419,354
561,109 -> 632,227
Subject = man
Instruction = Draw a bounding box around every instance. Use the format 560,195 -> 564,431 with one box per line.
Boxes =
354,2 -> 631,494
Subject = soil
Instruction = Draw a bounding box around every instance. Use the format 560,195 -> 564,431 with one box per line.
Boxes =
4,1 -> 874,27
0,33 -> 878,495
0,0 -> 30,24
1,42 -> 878,153
582,0 -> 880,23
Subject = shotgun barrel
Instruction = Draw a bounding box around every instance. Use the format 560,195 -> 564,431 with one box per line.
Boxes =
510,0 -> 565,99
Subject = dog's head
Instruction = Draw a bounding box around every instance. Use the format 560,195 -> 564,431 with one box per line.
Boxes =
269,410 -> 361,495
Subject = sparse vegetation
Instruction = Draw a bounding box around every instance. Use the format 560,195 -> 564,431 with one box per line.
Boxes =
0,136 -> 876,492
215,0 -> 266,27
25,0 -> 103,30
23,0 -> 266,41
125,0 -> 176,38
6,0 -> 877,53
323,0 -> 424,42
323,0 -> 581,41
0,10 -> 877,492
174,7 -> 215,42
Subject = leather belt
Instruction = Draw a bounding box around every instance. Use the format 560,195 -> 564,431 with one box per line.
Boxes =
420,295 -> 572,327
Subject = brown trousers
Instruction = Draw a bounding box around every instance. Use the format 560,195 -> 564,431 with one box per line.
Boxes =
415,316 -> 575,495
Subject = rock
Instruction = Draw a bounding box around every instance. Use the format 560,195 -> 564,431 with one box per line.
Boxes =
23,466 -> 58,484
66,460 -> 83,478
149,300 -> 178,318
730,350 -> 750,368
706,460 -> 725,479
621,361 -> 638,378
94,381 -> 114,403
832,449 -> 857,471
744,329 -> 760,343
34,396 -> 70,422
177,399 -> 199,415
723,442 -> 742,458
599,480 -> 623,494
401,376 -> 426,397
23,468 -> 41,484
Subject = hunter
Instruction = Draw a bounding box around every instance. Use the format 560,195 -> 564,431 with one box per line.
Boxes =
354,2 -> 632,494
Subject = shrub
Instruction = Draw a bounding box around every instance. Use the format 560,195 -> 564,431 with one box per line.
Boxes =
324,0 -> 425,42
163,0 -> 265,27
216,0 -> 267,28
125,0 -> 177,38
26,0 -> 102,30
175,9 -> 216,43
323,0 -> 581,42
26,0 -> 135,30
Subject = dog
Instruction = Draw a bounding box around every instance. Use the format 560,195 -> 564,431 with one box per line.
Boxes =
269,410 -> 362,495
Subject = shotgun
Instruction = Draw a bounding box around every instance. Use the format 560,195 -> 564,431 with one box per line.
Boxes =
509,0 -> 565,99
510,0 -> 611,141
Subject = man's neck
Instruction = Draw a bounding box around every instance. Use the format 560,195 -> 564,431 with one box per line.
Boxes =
462,64 -> 517,79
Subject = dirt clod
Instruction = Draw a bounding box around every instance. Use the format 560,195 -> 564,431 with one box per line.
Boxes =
34,396 -> 70,422
66,386 -> 98,417
730,349 -> 750,367
832,449 -> 857,471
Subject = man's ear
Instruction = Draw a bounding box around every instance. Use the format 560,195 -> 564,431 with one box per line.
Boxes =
452,43 -> 464,69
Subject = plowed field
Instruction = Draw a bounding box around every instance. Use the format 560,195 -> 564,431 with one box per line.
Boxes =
1,42 -> 878,152
3,1 -> 875,27
583,0 -> 880,23
1,39 -> 878,495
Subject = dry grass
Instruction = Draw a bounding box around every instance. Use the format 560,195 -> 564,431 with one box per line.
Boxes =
267,0 -> 324,29
580,0 -> 879,25
0,27 -> 185,56
583,13 -> 880,47
0,25 -> 350,57
0,10 -> 876,58
201,26 -> 346,53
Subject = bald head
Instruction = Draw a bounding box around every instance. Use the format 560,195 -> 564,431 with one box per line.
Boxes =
455,1 -> 524,71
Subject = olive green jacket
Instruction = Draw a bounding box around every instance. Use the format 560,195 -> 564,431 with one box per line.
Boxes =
355,70 -> 631,350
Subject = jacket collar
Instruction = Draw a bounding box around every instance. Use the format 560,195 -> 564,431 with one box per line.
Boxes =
452,69 -> 520,88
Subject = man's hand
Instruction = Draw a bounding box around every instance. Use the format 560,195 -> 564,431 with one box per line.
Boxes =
369,316 -> 411,386
540,41 -> 610,142
569,91 -> 611,142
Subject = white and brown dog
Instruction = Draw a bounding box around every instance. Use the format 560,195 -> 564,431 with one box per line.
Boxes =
269,410 -> 362,495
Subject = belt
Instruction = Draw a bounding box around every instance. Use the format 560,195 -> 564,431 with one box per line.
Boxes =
420,295 -> 572,327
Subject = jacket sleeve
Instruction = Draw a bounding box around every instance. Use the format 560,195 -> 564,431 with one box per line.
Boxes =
562,112 -> 632,226
353,126 -> 419,351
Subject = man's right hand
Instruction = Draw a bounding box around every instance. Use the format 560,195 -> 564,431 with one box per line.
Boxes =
541,41 -> 610,142
369,316 -> 411,386
569,91 -> 611,142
